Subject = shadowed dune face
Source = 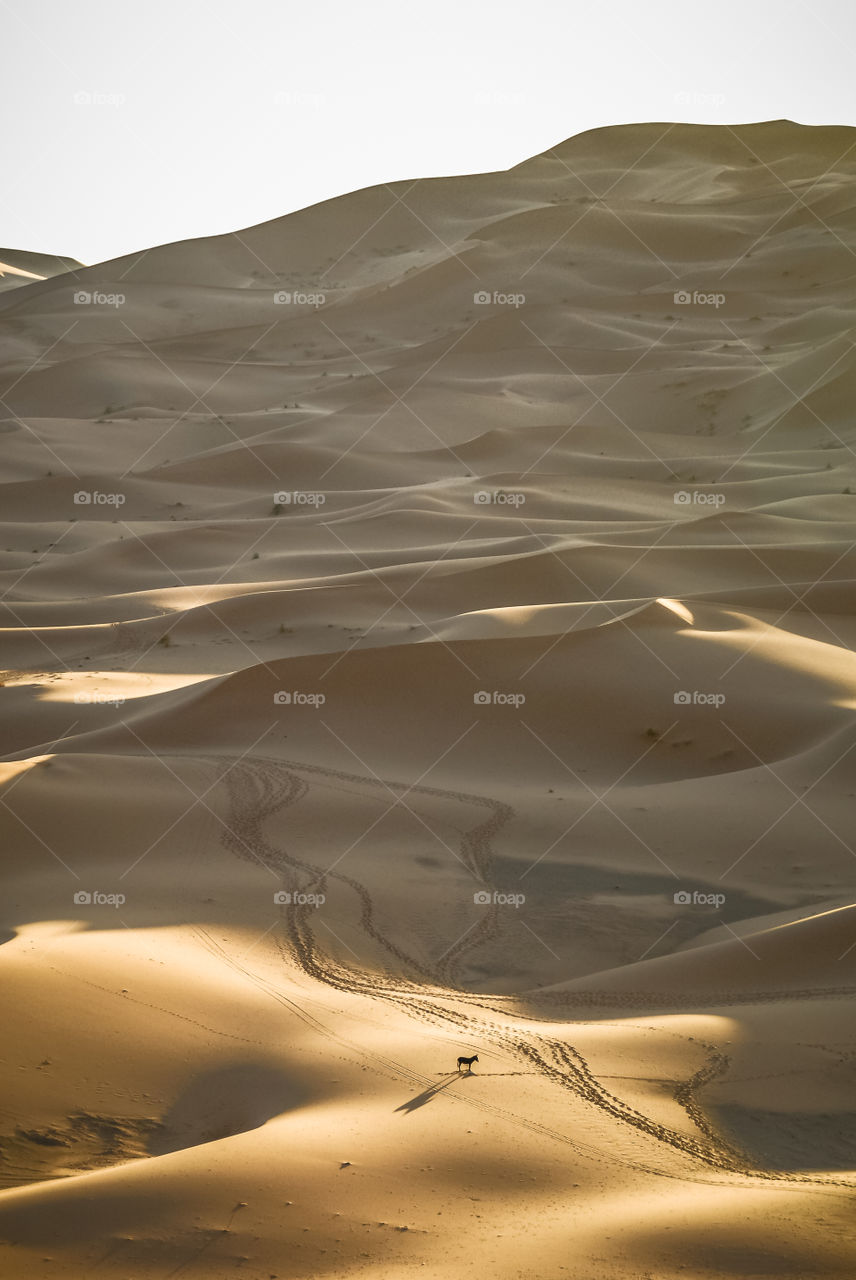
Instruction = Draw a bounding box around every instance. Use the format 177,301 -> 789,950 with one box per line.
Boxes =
148,1063 -> 315,1155
3,120 -> 856,1278
709,1105 -> 856,1173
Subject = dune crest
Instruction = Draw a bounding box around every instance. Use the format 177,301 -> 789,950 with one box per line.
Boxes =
3,121 -> 856,1278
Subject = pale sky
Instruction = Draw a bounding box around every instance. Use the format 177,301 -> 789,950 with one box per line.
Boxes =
2,0 -> 855,266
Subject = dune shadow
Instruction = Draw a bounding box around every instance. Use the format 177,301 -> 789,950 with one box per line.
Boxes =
148,1063 -> 310,1156
710,1104 -> 856,1173
0,1186 -> 159,1249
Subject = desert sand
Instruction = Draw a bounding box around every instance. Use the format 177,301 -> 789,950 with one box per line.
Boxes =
1,119 -> 856,1278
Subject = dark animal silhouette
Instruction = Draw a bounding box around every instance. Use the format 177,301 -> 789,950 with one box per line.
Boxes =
457,1054 -> 478,1072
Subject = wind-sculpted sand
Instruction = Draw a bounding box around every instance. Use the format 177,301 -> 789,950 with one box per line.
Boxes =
2,120 -> 856,1277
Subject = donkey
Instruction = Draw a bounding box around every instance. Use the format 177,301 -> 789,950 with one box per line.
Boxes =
457,1054 -> 478,1072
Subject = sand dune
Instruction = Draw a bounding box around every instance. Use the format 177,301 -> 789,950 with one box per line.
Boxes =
3,120 -> 856,1278
0,249 -> 84,295
537,903 -> 856,999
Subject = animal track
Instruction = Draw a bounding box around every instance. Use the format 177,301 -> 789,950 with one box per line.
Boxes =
208,752 -> 855,1189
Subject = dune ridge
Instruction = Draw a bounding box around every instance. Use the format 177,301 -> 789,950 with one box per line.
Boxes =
2,120 -> 856,1278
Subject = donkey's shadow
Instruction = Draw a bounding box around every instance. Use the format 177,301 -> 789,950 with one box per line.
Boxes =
394,1070 -> 532,1114
395,1073 -> 461,1114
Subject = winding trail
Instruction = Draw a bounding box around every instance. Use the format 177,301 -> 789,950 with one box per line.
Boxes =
206,751 -> 856,1192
